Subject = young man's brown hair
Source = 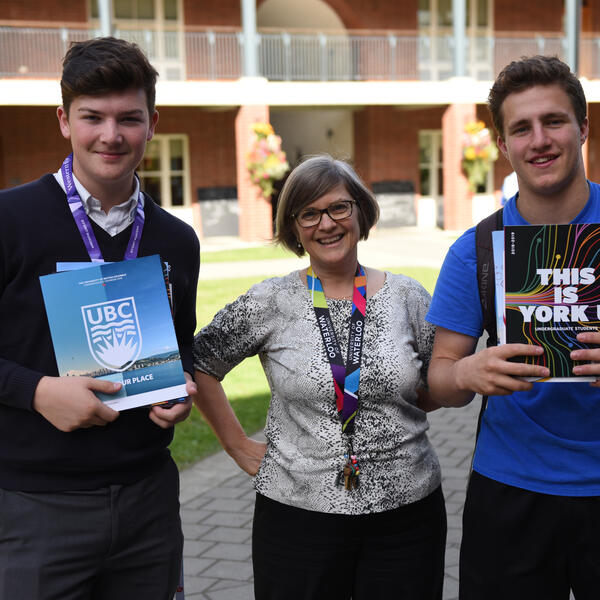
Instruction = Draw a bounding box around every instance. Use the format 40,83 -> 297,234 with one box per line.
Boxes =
488,55 -> 587,138
60,37 -> 158,116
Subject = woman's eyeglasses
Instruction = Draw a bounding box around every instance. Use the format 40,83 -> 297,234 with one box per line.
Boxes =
293,200 -> 355,228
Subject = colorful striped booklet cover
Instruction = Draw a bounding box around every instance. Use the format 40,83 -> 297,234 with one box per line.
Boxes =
500,223 -> 600,382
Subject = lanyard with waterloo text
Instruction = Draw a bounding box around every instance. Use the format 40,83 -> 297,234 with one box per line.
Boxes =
307,263 -> 367,490
61,153 -> 145,263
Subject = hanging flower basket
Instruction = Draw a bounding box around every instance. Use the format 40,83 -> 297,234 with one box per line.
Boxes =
462,120 -> 498,192
246,122 -> 290,199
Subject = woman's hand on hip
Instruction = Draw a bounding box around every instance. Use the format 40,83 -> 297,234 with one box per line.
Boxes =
229,437 -> 267,476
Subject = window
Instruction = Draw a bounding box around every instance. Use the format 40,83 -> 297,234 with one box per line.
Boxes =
419,130 -> 444,227
419,130 -> 443,197
89,0 -> 184,80
91,0 -> 176,20
137,135 -> 190,208
418,0 -> 493,80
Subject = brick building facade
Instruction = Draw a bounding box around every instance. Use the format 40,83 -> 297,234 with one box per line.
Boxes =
1,0 -> 600,239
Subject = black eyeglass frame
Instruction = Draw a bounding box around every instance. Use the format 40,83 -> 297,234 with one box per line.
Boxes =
292,199 -> 357,228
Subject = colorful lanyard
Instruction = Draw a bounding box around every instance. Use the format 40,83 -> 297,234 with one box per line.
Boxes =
61,153 -> 145,262
307,264 -> 367,489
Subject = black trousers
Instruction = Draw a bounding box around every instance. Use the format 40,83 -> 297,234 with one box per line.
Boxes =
0,458 -> 183,600
460,471 -> 600,600
252,486 -> 447,600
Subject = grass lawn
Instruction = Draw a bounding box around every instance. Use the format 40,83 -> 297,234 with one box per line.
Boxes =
201,245 -> 295,263
170,265 -> 440,469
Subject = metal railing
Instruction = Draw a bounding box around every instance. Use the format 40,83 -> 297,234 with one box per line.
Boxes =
0,27 -> 90,77
2,25 -> 599,82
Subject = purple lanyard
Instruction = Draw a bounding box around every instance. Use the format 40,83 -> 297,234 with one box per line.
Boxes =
61,154 -> 145,262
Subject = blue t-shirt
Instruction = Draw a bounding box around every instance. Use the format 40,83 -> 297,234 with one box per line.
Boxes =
427,183 -> 600,496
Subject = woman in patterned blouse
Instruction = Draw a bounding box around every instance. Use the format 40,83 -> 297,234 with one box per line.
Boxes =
193,155 -> 446,599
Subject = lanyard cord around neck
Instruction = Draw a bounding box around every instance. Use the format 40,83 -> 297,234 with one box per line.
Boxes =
307,264 -> 367,434
61,153 -> 145,263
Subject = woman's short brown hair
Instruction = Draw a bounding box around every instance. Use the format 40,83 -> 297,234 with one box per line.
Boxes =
274,155 -> 379,257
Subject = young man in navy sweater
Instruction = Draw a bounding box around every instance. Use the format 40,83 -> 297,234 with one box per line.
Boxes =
0,37 -> 199,599
427,56 -> 600,599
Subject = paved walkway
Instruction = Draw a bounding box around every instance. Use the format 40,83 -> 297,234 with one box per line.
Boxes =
179,401 -> 481,600
179,226 -> 474,599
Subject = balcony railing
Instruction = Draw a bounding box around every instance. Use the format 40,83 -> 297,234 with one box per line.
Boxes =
2,25 -> 600,82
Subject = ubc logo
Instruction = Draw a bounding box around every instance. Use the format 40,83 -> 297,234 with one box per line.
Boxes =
81,297 -> 142,371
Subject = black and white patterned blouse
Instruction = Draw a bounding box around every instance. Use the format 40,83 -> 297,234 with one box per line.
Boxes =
193,270 -> 441,515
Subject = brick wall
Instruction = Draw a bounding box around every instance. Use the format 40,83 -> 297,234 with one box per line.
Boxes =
442,103 -> 476,231
583,1 -> 600,32
324,0 -> 418,30
157,107 -> 237,236
184,0 -> 418,30
494,0 -> 563,32
0,0 -> 574,34
156,107 -> 237,195
0,106 -> 238,197
0,107 -> 71,189
0,0 -> 86,23
587,104 -> 600,184
353,105 -> 445,190
235,105 -> 273,241
184,0 -> 241,27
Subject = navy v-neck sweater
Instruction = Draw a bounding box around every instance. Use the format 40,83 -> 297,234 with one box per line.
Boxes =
0,174 -> 199,491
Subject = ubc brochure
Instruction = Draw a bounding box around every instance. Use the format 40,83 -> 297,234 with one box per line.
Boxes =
498,223 -> 600,381
40,254 -> 187,410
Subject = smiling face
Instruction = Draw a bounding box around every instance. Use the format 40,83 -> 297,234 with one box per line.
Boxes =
497,84 -> 588,207
295,183 -> 361,274
57,88 -> 158,210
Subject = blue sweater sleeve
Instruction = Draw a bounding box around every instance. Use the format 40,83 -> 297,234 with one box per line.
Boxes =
426,227 -> 484,338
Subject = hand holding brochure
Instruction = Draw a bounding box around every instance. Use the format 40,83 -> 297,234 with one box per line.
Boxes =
40,254 -> 187,410
501,223 -> 600,381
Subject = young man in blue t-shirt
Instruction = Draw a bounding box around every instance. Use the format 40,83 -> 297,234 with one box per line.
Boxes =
427,56 -> 600,599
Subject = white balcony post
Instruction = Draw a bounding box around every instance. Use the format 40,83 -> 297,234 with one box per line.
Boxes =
208,31 -> 216,80
98,0 -> 113,37
241,0 -> 259,77
452,0 -> 466,77
319,33 -> 327,81
565,0 -> 581,74
388,34 -> 397,80
282,32 -> 291,81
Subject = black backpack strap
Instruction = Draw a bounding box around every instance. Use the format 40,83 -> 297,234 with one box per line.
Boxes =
476,207 -> 503,344
474,207 -> 503,440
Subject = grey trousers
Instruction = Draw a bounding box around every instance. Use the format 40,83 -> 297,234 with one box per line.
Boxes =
0,457 -> 183,600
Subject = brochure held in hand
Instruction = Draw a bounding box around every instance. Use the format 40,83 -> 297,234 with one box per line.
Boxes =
40,254 -> 187,409
495,223 -> 600,381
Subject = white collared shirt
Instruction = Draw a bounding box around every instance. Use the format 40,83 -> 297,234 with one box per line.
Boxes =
53,170 -> 145,237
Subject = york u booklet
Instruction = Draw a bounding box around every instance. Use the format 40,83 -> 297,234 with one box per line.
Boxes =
40,254 -> 187,409
500,223 -> 600,381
